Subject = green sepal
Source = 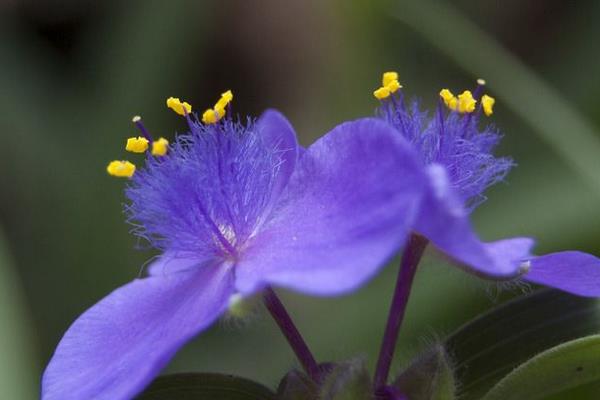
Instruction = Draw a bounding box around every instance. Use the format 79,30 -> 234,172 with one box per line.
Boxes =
481,334 -> 600,400
319,358 -> 373,400
393,345 -> 456,400
136,372 -> 276,399
276,369 -> 319,400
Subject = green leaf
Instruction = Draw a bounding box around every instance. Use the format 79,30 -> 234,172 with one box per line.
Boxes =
0,227 -> 37,400
393,345 -> 455,400
136,373 -> 276,400
319,359 -> 373,400
443,289 -> 600,399
481,335 -> 600,400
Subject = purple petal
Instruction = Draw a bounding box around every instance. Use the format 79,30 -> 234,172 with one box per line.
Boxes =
415,163 -> 535,278
235,118 -> 425,296
257,109 -> 299,205
42,265 -> 234,400
146,251 -> 214,276
524,251 -> 600,297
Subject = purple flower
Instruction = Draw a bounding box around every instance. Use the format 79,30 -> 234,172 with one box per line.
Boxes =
42,97 -> 427,399
372,72 -> 600,295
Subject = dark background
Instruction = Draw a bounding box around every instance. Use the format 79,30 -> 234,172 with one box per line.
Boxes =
1,1 -> 600,398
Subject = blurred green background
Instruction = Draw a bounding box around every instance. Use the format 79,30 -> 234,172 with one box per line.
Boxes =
1,0 -> 600,398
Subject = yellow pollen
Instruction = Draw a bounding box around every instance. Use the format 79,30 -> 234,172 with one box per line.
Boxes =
386,79 -> 402,93
457,90 -> 477,113
481,94 -> 495,116
151,137 -> 169,156
166,97 -> 192,116
125,136 -> 149,153
373,86 -> 391,100
106,160 -> 135,178
439,89 -> 458,111
201,90 -> 233,124
215,90 -> 233,110
382,71 -> 399,87
373,71 -> 402,100
202,108 -> 220,124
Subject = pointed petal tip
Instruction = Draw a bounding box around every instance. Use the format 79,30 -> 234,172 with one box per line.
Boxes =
525,251 -> 600,297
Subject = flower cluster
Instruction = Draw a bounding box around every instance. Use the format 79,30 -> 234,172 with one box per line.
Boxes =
42,73 -> 600,400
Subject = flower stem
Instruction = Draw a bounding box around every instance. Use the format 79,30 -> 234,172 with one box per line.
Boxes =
376,385 -> 408,400
373,234 -> 429,390
263,287 -> 321,382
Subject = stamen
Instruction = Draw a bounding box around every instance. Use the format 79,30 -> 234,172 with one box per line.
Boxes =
481,94 -> 495,117
106,160 -> 135,178
202,90 -> 234,124
457,90 -> 477,113
382,71 -> 399,87
439,88 -> 458,111
202,108 -> 221,124
125,137 -> 149,153
151,137 -> 169,156
473,78 -> 486,100
132,115 -> 154,143
166,97 -> 192,116
373,72 -> 402,100
374,86 -> 391,100
386,79 -> 401,93
215,90 -> 233,110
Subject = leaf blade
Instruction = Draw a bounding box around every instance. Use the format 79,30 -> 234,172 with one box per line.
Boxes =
481,335 -> 600,400
137,373 -> 276,400
443,289 -> 600,399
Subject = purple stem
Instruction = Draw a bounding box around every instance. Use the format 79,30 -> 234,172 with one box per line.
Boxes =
373,234 -> 429,390
263,287 -> 321,383
376,385 -> 408,400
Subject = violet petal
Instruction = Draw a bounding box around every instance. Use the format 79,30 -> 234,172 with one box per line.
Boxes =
235,118 -> 424,296
42,265 -> 234,400
415,163 -> 534,278
525,251 -> 600,297
257,109 -> 299,207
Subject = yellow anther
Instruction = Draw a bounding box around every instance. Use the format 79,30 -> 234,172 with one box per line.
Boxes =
481,94 -> 495,116
132,115 -> 142,123
151,137 -> 169,156
382,71 -> 399,87
201,90 -> 233,124
439,89 -> 458,111
125,136 -> 149,153
477,78 -> 486,86
106,160 -> 135,178
202,108 -> 219,124
374,71 -> 402,100
386,79 -> 402,93
166,97 -> 192,116
457,90 -> 477,113
373,86 -> 391,100
215,90 -> 233,110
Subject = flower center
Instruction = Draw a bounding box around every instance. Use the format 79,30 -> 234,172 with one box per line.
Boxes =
372,72 -> 511,209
